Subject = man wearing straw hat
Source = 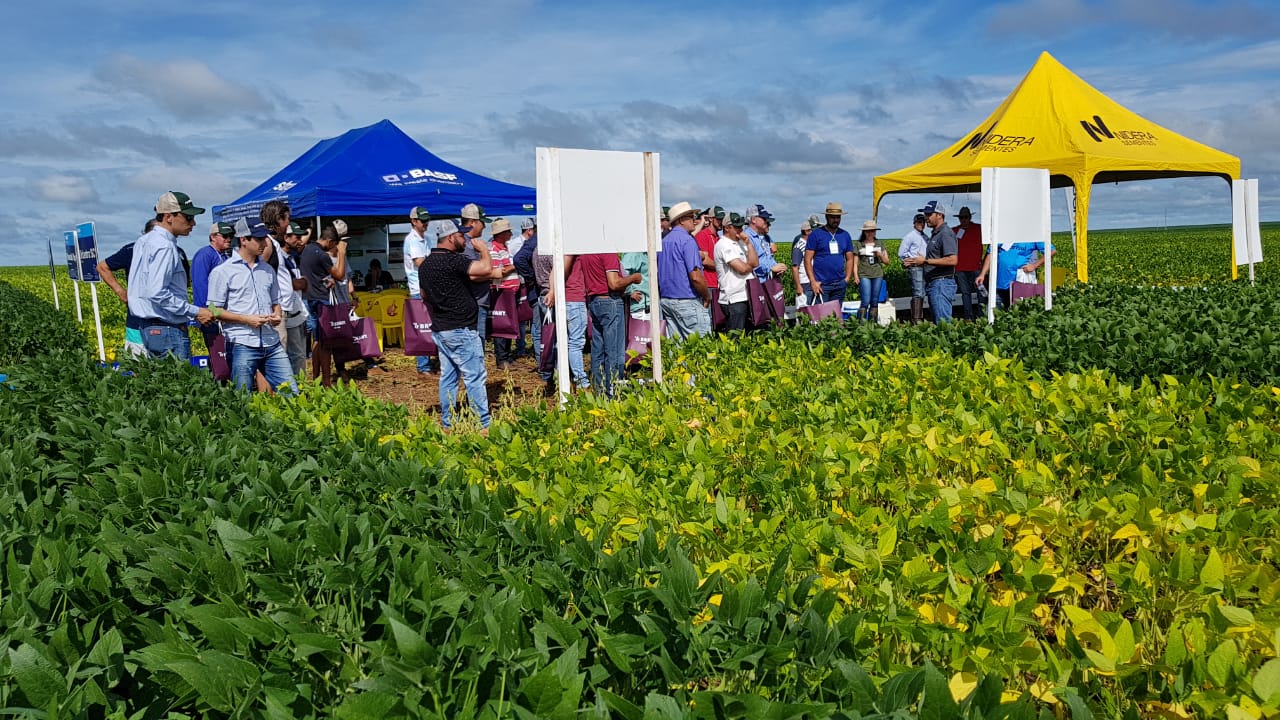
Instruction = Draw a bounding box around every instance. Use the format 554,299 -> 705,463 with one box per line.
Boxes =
803,202 -> 856,304
656,201 -> 711,339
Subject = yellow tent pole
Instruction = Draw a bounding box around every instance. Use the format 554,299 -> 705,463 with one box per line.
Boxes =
1073,177 -> 1092,283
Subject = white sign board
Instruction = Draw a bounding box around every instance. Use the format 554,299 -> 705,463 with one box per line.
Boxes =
981,167 -> 1052,322
537,148 -> 660,255
1232,179 -> 1263,282
535,147 -> 664,402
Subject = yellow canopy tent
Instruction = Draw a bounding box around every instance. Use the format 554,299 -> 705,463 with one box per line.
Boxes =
873,51 -> 1240,282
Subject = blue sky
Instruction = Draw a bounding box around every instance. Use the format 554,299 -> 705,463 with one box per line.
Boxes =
1,0 -> 1277,265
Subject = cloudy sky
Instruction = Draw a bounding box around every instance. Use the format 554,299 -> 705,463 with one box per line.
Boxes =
1,0 -> 1277,265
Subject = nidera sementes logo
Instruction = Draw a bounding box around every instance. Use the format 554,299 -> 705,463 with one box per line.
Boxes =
951,123 -> 1037,158
1080,115 -> 1157,146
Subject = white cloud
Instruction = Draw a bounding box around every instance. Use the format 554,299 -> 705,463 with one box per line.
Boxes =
92,54 -> 275,121
122,165 -> 245,209
33,175 -> 99,203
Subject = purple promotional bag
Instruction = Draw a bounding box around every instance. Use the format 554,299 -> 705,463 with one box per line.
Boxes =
402,298 -> 437,356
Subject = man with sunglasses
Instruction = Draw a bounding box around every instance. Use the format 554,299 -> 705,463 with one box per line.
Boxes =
206,219 -> 295,394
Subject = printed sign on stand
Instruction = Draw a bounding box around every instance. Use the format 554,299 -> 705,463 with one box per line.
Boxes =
75,222 -> 100,282
64,230 -> 81,281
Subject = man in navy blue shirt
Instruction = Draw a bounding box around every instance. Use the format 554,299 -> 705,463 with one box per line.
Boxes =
803,202 -> 855,303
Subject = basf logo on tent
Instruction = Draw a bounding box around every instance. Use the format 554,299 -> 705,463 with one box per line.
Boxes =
1080,116 -> 1158,146
381,168 -> 461,187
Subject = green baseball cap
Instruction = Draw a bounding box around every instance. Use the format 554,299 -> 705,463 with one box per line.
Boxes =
155,191 -> 205,216
286,221 -> 306,235
213,221 -> 235,237
704,205 -> 725,220
727,212 -> 746,228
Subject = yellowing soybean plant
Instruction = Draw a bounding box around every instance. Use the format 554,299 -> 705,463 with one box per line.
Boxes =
2,225 -> 1279,719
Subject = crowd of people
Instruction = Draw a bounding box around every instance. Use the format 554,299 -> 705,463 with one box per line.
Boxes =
106,190 -> 1054,432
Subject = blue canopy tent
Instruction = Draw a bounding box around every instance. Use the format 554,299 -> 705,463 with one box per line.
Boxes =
213,119 -> 535,223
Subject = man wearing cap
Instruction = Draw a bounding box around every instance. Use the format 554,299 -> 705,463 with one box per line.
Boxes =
716,213 -> 761,331
129,191 -> 214,360
98,219 -> 189,358
953,207 -> 984,321
898,213 -> 929,323
745,204 -> 786,283
191,220 -> 234,352
803,202 -> 856,304
299,221 -> 349,386
512,218 -> 539,358
694,206 -> 723,297
656,201 -> 711,339
918,200 -> 959,323
791,219 -> 814,306
273,222 -> 311,376
405,207 -> 438,375
460,203 -> 493,339
488,218 -> 523,368
660,207 -> 672,238
207,220 -> 295,394
192,222 -> 233,310
421,219 -> 493,432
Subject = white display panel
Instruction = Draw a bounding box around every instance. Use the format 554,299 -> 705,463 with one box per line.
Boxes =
981,167 -> 1052,321
536,148 -> 660,255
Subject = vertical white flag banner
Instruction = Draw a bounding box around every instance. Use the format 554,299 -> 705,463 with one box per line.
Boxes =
1232,179 -> 1263,284
981,167 -> 1052,323
536,148 -> 662,403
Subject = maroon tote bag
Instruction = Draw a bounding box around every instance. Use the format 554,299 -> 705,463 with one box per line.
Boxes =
402,298 -> 437,356
797,300 -> 843,324
763,277 -> 786,321
331,318 -> 382,363
207,332 -> 231,381
746,278 -> 769,325
318,302 -> 356,350
488,288 -> 520,339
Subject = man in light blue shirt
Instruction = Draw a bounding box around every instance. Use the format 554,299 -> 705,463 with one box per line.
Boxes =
745,204 -> 785,283
207,220 -> 296,394
128,191 -> 214,360
898,213 -> 929,322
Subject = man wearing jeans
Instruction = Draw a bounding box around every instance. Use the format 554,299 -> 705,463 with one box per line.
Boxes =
918,200 -> 959,324
898,214 -> 929,324
129,191 -> 214,360
803,202 -> 855,304
656,201 -> 711,339
580,252 -> 641,396
207,220 -> 296,394
404,206 -> 437,374
421,219 -> 493,432
953,207 -> 984,320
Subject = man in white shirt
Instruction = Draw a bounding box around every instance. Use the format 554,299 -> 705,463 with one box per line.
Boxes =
404,206 -> 436,374
714,213 -> 760,331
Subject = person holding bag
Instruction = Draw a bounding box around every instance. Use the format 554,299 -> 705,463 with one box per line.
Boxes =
207,220 -> 296,394
299,222 -> 348,386
714,213 -> 760,331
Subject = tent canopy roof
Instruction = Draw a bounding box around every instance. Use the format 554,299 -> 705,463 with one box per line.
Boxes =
873,52 -> 1240,210
214,119 -> 535,223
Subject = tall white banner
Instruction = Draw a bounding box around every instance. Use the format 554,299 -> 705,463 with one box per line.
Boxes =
536,148 -> 662,402
981,167 -> 1052,323
1233,179 -> 1263,283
